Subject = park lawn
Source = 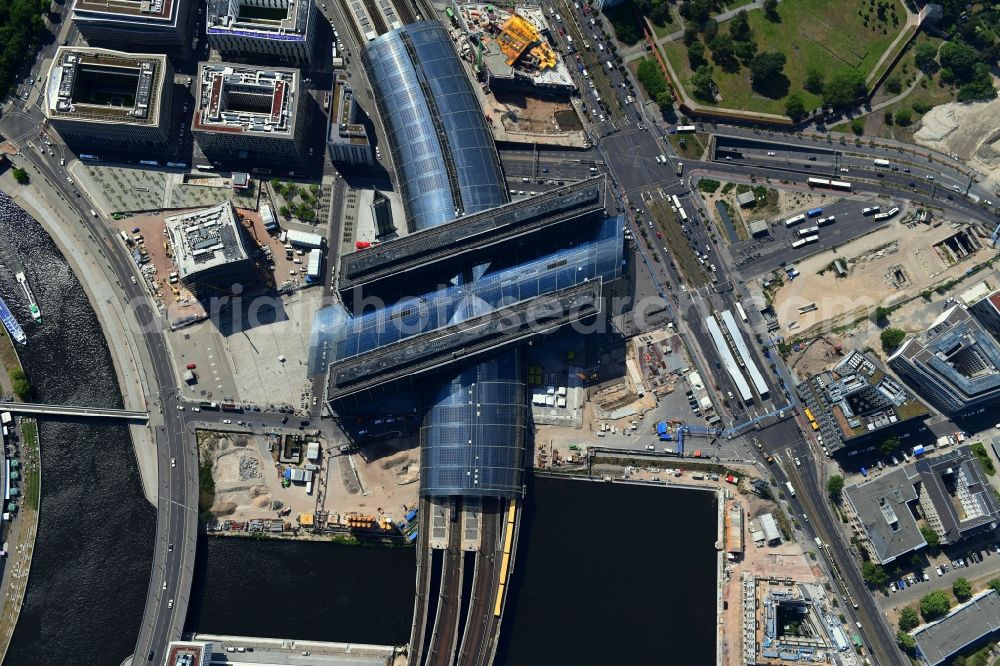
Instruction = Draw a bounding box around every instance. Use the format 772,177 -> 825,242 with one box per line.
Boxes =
663,0 -> 907,115
873,34 -> 956,141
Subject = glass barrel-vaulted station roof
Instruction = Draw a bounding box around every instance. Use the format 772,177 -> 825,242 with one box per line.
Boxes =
362,21 -> 508,232
420,348 -> 527,498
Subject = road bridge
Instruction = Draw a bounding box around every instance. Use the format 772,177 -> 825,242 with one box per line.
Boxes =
0,402 -> 149,420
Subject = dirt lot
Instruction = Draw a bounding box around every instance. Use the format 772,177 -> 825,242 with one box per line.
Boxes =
343,436 -> 420,518
491,90 -> 578,133
767,218 -> 994,339
915,97 -> 1000,193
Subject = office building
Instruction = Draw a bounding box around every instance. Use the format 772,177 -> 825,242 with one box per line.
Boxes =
71,0 -> 190,47
206,0 -> 316,65
888,305 -> 1000,414
844,445 -> 1000,565
326,70 -> 373,166
968,286 -> 1000,341
911,589 -> 1000,666
192,62 -> 307,165
43,47 -> 174,151
371,190 -> 395,239
164,201 -> 257,293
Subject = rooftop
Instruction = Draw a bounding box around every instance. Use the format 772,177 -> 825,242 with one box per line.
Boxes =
912,589 -> 1000,666
206,0 -> 312,41
327,71 -> 369,146
193,63 -> 299,136
44,47 -> 165,125
164,202 -> 251,278
916,445 -> 1000,544
843,466 -> 925,565
73,0 -> 174,20
890,306 -> 1000,408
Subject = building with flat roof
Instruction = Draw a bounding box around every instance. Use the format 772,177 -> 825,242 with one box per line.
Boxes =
736,191 -> 756,207
844,466 -> 924,565
192,62 -> 307,165
164,201 -> 257,293
164,640 -> 212,666
888,305 -> 1000,414
969,287 -> 1000,341
206,0 -> 317,65
844,444 -> 1000,565
915,445 -> 1000,546
802,349 -> 929,453
326,70 -> 373,166
43,47 -> 174,151
71,0 -> 189,47
911,589 -> 1000,666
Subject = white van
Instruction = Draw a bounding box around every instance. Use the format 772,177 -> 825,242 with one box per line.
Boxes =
89,209 -> 98,217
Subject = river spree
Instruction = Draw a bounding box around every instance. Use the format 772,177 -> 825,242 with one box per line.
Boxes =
186,535 -> 416,644
0,191 -> 155,665
496,474 -> 718,665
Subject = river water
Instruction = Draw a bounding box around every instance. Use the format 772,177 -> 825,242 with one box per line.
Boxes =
0,190 -> 155,665
496,474 -> 719,666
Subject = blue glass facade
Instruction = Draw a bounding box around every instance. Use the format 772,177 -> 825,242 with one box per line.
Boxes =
420,348 -> 526,498
310,216 -> 623,366
363,22 -> 508,232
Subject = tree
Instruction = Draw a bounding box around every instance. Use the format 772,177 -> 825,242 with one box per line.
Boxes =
688,40 -> 707,68
709,34 -> 738,72
702,17 -> 718,41
895,109 -> 912,126
920,526 -> 940,548
862,561 -> 889,587
875,305 -> 892,321
784,94 -> 807,121
734,38 -> 757,65
915,42 -> 938,71
681,0 -> 713,26
823,69 -> 866,109
749,51 -> 787,85
692,64 -> 716,102
988,579 -> 1000,596
11,167 -> 29,185
897,630 -> 917,652
920,590 -> 951,621
729,10 -> 751,43
8,368 -> 29,400
850,118 -> 865,135
880,327 -> 906,351
939,40 -> 979,81
763,0 -> 779,22
884,110 -> 894,125
827,475 -> 844,502
804,69 -> 825,94
885,75 -> 902,94
898,606 -> 920,631
656,91 -> 673,113
683,25 -> 700,46
880,435 -> 901,456
953,577 -> 972,601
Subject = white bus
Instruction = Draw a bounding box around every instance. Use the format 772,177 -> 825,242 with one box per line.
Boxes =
803,235 -> 819,244
873,159 -> 890,167
195,164 -> 215,171
861,206 -> 881,216
671,194 -> 682,209
830,180 -> 852,191
784,213 -> 806,227
798,226 -> 819,237
817,215 -> 836,226
807,177 -> 831,188
678,207 -> 688,222
791,238 -> 809,249
139,160 -> 159,167
735,302 -> 748,323
676,125 -> 696,133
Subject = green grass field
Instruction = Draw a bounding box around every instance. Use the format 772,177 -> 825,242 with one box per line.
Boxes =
662,0 -> 908,115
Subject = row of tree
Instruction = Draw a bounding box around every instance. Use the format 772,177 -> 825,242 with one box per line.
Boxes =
0,0 -> 47,100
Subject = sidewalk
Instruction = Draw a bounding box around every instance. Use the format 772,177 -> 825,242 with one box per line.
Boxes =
0,170 -> 162,504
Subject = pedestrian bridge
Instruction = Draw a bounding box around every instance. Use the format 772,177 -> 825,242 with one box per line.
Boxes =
0,403 -> 149,420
